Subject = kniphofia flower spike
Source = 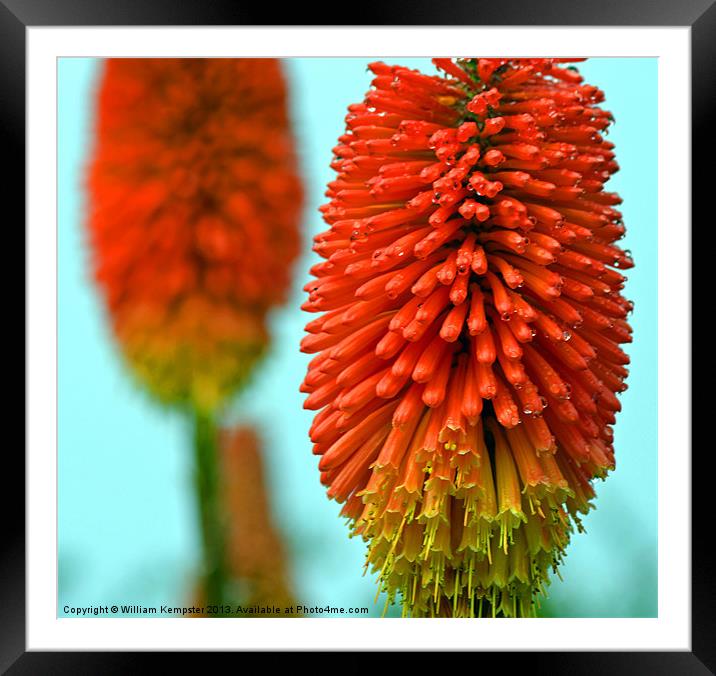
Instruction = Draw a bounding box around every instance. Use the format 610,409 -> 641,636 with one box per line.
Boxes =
88,58 -> 303,607
88,58 -> 303,412
301,58 -> 633,617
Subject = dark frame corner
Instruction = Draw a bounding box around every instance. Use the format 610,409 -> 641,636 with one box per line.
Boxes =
9,0 -> 706,672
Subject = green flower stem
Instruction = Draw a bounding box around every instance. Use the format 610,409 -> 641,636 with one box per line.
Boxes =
192,407 -> 228,607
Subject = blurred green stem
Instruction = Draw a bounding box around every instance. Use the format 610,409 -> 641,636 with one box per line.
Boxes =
192,408 -> 227,607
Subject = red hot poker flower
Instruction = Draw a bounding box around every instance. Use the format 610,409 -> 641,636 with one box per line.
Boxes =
88,58 -> 303,411
301,58 -> 633,617
220,426 -> 298,613
193,426 -> 299,615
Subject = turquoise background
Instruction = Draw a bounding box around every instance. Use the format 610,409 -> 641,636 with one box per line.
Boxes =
58,57 -> 657,618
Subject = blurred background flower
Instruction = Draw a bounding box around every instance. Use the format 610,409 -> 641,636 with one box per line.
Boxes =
219,426 -> 296,611
192,425 -> 298,615
59,57 -> 658,618
87,58 -> 302,411
84,57 -> 303,608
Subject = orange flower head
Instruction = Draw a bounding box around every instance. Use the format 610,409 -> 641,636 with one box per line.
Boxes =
300,58 -> 633,617
88,58 -> 303,410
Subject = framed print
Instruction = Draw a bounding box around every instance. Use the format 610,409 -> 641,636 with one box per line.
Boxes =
10,0 -> 705,670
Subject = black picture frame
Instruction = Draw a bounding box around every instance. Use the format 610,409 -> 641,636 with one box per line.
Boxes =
9,0 -> 704,671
